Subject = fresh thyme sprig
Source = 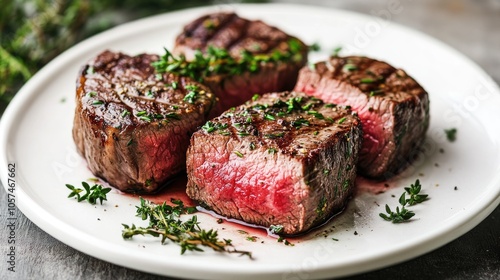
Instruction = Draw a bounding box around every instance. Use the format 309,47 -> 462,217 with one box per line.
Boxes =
66,181 -> 111,205
151,38 -> 304,82
122,198 -> 253,258
379,179 -> 429,223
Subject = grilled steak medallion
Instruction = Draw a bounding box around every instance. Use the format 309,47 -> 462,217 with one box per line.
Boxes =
173,12 -> 308,111
73,50 -> 216,193
294,56 -> 430,179
186,92 -> 362,235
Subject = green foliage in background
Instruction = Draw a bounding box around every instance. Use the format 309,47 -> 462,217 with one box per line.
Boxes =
0,0 -> 267,113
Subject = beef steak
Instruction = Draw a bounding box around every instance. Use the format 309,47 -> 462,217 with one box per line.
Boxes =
73,50 -> 216,193
186,91 -> 362,235
294,56 -> 429,179
173,12 -> 308,111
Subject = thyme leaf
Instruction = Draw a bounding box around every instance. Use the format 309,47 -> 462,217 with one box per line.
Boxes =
332,46 -> 342,57
444,128 -> 457,142
183,84 -> 201,104
403,179 -> 429,206
379,205 -> 415,223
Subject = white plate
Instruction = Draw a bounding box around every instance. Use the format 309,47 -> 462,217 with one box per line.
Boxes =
1,3 -> 500,279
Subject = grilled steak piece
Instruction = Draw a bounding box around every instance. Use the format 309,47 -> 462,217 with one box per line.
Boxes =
73,50 -> 216,193
173,12 -> 308,112
186,91 -> 362,235
294,56 -> 430,179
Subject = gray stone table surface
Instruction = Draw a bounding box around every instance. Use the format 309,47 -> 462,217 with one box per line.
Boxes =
1,0 -> 499,279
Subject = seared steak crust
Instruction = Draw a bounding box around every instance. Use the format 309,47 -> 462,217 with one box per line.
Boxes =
73,50 -> 216,193
294,56 -> 429,179
186,91 -> 362,235
174,12 -> 308,111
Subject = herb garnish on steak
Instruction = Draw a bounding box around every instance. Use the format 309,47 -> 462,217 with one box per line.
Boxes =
186,91 -> 362,235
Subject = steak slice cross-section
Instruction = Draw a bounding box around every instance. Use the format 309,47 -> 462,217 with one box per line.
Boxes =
294,56 -> 430,179
172,12 -> 308,112
186,91 -> 362,235
73,50 -> 217,193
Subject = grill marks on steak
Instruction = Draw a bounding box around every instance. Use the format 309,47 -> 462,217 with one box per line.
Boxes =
294,56 -> 430,179
174,12 -> 308,111
186,92 -> 362,235
73,50 -> 216,193
175,12 -> 297,58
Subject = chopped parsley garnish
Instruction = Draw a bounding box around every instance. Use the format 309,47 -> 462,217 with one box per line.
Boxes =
264,113 -> 276,121
202,121 -> 228,133
183,84 -> 200,104
203,19 -> 216,29
92,100 -> 104,106
246,236 -> 257,242
337,117 -> 347,124
265,132 -> 285,139
402,179 -> 428,205
369,89 -> 384,97
309,42 -> 321,52
237,131 -> 250,137
332,46 -> 342,57
152,39 -> 304,82
342,64 -> 357,72
215,95 -> 351,144
165,112 -> 181,120
268,148 -> 278,154
291,118 -> 310,128
86,66 -> 95,75
138,115 -> 151,122
307,110 -> 324,119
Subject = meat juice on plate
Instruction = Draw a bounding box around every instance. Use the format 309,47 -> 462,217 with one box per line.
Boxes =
119,173 -> 396,242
